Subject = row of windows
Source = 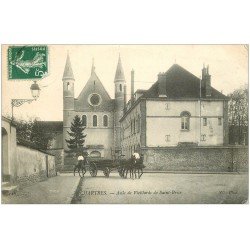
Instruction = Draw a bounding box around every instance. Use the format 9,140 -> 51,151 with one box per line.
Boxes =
121,115 -> 141,139
203,117 -> 222,126
181,113 -> 222,131
165,134 -> 208,142
130,115 -> 140,134
82,115 -> 108,127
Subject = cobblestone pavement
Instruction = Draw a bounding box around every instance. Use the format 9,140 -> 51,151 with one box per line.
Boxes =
2,174 -> 81,204
76,172 -> 248,204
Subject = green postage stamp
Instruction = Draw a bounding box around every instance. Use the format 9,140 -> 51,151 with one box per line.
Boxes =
8,45 -> 48,80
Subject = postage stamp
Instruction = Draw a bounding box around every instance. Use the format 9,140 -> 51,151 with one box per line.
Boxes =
8,45 -> 48,80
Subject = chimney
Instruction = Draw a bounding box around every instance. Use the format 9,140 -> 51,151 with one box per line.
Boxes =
201,64 -> 212,97
158,72 -> 167,97
202,63 -> 206,79
131,69 -> 135,103
124,84 -> 127,111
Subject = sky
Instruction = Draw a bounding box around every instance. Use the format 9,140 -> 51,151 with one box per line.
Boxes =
2,45 -> 248,121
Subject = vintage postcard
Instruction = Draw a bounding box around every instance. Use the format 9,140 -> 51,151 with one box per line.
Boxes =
1,44 -> 248,204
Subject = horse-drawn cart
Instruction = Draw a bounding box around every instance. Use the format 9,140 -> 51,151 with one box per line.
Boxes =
86,157 -> 144,178
87,158 -> 118,177
74,152 -> 145,179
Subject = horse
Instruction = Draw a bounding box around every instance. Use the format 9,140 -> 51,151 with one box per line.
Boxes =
123,158 -> 135,179
74,160 -> 86,177
133,155 -> 145,179
124,154 -> 145,179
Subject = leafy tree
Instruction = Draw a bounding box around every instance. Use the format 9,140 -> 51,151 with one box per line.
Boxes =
30,120 -> 56,150
228,86 -> 248,145
65,115 -> 87,155
15,118 -> 33,142
12,117 -> 56,150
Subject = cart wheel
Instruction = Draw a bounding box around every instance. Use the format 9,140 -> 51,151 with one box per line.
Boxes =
103,167 -> 110,178
89,163 -> 97,177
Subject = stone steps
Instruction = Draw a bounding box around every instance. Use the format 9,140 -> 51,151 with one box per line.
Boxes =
2,182 -> 18,195
2,182 -> 10,188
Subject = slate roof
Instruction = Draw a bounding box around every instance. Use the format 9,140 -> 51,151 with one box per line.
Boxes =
62,54 -> 75,81
75,67 -> 114,112
114,55 -> 125,82
142,64 -> 227,100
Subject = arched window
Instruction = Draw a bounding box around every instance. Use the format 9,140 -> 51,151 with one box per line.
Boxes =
180,111 -> 191,130
93,115 -> 97,127
119,84 -> 122,92
82,115 -> 87,127
67,82 -> 70,90
103,115 -> 108,127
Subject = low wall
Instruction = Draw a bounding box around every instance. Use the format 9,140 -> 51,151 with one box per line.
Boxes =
141,146 -> 248,172
16,145 -> 56,187
47,148 -> 64,172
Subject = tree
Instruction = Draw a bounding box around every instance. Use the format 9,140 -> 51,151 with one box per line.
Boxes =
228,86 -> 248,145
15,118 -> 33,142
65,115 -> 87,155
30,119 -> 56,150
13,117 -> 56,150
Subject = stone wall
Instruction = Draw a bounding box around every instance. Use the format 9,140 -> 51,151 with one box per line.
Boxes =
16,145 -> 56,187
47,148 -> 64,172
141,146 -> 248,172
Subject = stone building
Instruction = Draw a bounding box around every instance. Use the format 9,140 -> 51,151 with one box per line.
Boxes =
63,54 -> 126,162
120,64 -> 229,159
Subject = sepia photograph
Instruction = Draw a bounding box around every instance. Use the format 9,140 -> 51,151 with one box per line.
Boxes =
1,44 -> 248,204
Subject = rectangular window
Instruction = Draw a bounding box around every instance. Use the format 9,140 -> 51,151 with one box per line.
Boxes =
137,116 -> 140,133
181,117 -> 190,130
203,118 -> 207,126
201,134 -> 206,141
165,135 -> 170,142
218,118 -> 222,126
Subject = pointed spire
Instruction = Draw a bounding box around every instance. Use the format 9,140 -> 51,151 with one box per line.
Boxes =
62,53 -> 75,81
91,57 -> 95,75
114,54 -> 125,82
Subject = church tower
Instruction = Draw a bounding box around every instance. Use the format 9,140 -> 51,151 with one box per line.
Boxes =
114,55 -> 125,152
62,53 -> 75,151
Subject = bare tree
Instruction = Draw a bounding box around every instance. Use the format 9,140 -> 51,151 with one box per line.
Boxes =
228,86 -> 248,145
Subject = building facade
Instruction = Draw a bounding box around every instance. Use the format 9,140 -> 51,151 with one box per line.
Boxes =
62,54 -> 229,163
120,64 -> 229,159
63,54 -> 125,160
